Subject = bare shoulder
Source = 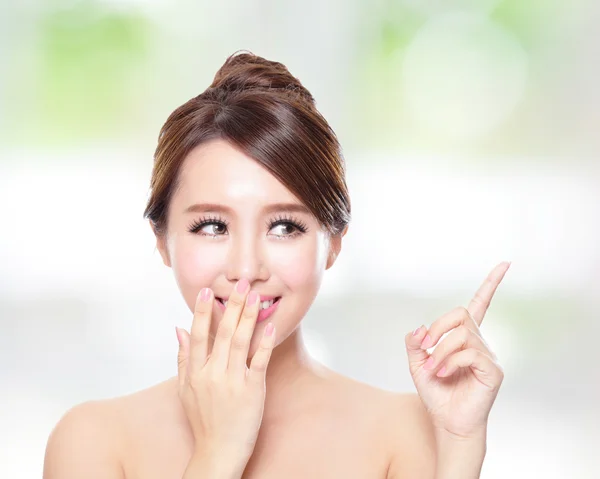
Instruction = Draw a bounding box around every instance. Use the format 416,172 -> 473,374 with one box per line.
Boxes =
43,378 -> 178,479
43,397 -> 126,479
325,372 -> 436,478
382,391 -> 437,479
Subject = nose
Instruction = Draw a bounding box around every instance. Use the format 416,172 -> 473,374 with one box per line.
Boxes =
225,230 -> 269,285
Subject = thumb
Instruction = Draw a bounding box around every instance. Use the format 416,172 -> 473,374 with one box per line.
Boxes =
405,325 -> 430,375
176,327 -> 190,388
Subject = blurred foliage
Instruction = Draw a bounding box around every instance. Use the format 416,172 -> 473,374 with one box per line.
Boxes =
22,1 -> 152,145
350,1 -> 425,150
491,294 -> 581,357
491,0 -> 564,46
1,0 -> 594,157
349,0 -> 578,154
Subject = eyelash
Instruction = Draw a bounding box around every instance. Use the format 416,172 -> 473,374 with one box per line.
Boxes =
187,214 -> 309,239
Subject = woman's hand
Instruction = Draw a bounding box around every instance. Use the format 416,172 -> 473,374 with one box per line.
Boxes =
175,279 -> 276,466
404,262 -> 510,440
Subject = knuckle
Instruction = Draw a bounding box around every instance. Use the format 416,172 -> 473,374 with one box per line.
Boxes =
190,332 -> 206,346
458,325 -> 470,341
258,343 -> 272,358
207,368 -> 223,384
177,355 -> 186,369
194,299 -> 210,315
459,306 -> 477,325
252,358 -> 267,373
468,348 -> 480,361
231,333 -> 247,350
472,291 -> 485,304
217,323 -> 234,339
228,296 -> 244,308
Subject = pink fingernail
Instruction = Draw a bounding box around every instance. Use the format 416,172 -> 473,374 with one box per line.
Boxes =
437,366 -> 447,377
236,278 -> 249,293
265,323 -> 275,336
413,326 -> 421,336
247,291 -> 258,306
421,334 -> 432,349
201,288 -> 211,302
424,356 -> 435,370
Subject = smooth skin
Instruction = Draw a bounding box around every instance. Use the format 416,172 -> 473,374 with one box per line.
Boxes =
406,262 -> 509,440
43,139 -> 509,479
177,279 -> 277,477
387,261 -> 509,478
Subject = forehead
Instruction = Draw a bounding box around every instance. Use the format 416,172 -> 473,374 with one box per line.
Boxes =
173,139 -> 300,210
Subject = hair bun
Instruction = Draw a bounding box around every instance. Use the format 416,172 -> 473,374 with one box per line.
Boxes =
209,51 -> 315,104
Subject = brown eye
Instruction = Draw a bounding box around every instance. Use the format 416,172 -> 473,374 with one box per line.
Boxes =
188,217 -> 229,236
271,223 -> 296,236
201,223 -> 226,235
266,216 -> 308,239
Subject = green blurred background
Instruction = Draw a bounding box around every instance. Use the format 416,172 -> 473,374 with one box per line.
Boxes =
1,0 -> 598,477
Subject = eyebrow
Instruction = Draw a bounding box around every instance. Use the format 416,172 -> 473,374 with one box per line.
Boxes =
184,202 -> 311,216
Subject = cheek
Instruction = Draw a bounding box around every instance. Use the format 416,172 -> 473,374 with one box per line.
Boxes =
171,239 -> 226,311
270,237 -> 326,290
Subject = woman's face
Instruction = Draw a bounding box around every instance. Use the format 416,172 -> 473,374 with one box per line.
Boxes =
155,139 -> 343,358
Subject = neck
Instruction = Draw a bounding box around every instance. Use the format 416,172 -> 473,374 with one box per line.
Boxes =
171,325 -> 329,427
252,325 -> 329,423
170,324 -> 331,451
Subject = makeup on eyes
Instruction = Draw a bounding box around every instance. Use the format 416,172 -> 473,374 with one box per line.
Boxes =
187,213 -> 308,239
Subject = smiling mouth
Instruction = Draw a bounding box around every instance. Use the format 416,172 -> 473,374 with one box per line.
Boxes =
216,297 -> 281,310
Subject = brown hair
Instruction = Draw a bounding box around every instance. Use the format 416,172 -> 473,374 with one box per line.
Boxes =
143,51 -> 351,238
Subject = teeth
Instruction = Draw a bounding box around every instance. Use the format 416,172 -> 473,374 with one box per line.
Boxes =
260,300 -> 274,310
220,298 -> 276,309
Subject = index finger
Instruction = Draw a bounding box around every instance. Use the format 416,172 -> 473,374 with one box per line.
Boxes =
467,261 -> 511,326
189,287 -> 214,372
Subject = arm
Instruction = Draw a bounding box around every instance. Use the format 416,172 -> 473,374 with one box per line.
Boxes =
386,393 -> 437,479
386,394 -> 486,479
433,430 -> 486,479
182,450 -> 248,479
43,401 -> 124,479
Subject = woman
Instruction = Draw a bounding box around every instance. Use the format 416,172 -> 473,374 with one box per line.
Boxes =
43,51 -> 510,479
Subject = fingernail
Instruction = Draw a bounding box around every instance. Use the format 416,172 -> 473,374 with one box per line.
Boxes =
201,287 -> 211,302
437,366 -> 447,377
236,278 -> 249,293
247,291 -> 258,306
175,326 -> 181,346
424,356 -> 435,370
421,334 -> 432,349
265,323 -> 275,336
413,326 -> 422,336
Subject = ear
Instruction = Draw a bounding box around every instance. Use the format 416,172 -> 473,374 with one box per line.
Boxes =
325,225 -> 348,270
150,221 -> 172,268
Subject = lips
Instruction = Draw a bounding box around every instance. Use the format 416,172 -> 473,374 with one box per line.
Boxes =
215,296 -> 281,312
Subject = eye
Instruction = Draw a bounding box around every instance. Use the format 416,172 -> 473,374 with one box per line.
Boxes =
199,222 -> 227,236
267,215 -> 308,239
188,215 -> 229,237
270,222 -> 297,237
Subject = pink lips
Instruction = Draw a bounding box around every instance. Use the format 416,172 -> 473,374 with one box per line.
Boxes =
256,297 -> 280,322
215,296 -> 281,323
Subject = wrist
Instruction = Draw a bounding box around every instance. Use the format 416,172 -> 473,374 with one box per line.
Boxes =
434,429 -> 487,479
434,425 -> 487,444
183,451 -> 249,479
